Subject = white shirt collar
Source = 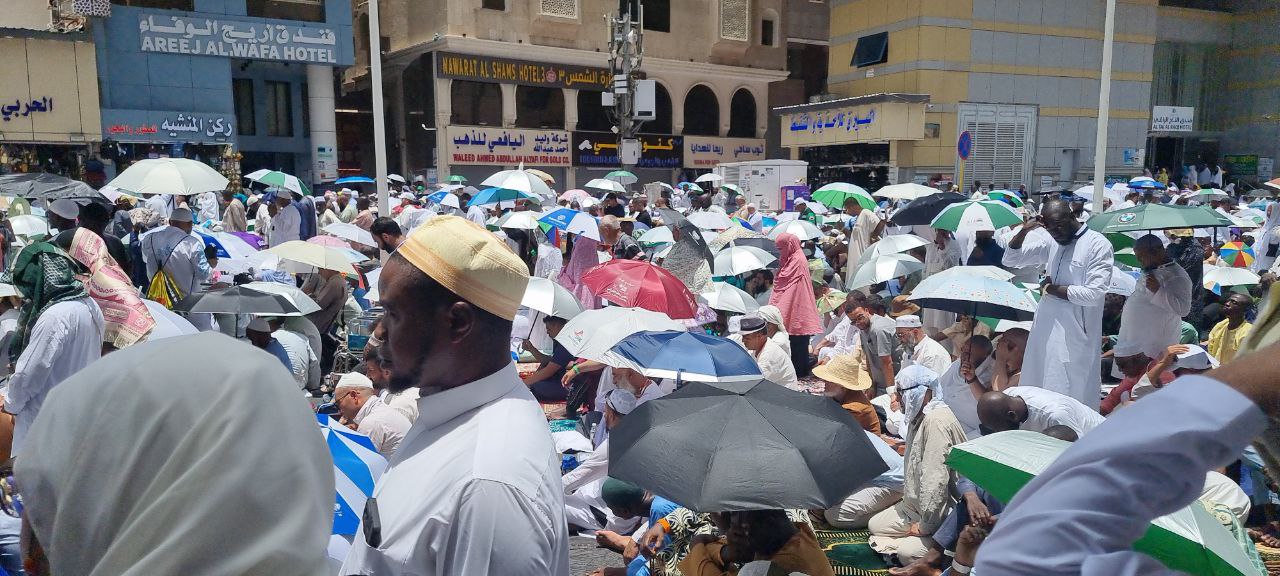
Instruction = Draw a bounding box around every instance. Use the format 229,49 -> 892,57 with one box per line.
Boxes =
414,362 -> 520,430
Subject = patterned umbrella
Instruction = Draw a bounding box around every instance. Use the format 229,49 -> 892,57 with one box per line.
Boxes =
581,259 -> 699,319
929,200 -> 1023,232
317,415 -> 387,536
987,190 -> 1025,207
558,189 -> 595,204
245,169 -> 311,197
1219,241 -> 1255,268
812,182 -> 876,210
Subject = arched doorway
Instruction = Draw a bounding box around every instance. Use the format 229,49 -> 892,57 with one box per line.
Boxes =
728,89 -> 757,138
516,86 -> 565,129
682,84 -> 719,136
450,80 -> 501,126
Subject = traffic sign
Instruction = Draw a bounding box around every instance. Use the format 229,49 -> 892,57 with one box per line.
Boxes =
957,130 -> 973,160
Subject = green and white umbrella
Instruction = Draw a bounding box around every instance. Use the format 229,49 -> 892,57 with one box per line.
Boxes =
929,200 -> 1023,233
1087,203 -> 1233,234
948,431 -> 1263,576
244,169 -> 311,197
987,190 -> 1025,207
856,234 -> 931,267
812,182 -> 876,210
448,175 -> 467,184
847,253 -> 924,290
606,170 -> 638,185
721,183 -> 743,195
585,178 -> 626,194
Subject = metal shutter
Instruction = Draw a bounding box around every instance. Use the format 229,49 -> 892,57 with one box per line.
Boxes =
956,103 -> 1037,188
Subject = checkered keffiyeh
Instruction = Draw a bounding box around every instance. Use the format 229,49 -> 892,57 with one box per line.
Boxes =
3,242 -> 88,358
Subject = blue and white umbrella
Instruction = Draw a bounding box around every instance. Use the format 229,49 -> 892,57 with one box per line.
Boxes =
318,415 -> 387,536
335,175 -> 375,185
606,330 -> 763,383
1128,176 -> 1162,190
195,230 -> 259,259
540,207 -> 601,241
469,187 -> 539,207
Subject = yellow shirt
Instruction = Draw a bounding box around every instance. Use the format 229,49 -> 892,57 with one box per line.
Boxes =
1207,319 -> 1252,363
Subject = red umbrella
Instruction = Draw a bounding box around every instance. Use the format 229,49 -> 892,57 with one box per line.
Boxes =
581,260 -> 698,319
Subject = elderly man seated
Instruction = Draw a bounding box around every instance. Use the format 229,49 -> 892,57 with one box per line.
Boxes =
895,315 -> 951,376
333,372 -> 412,457
735,316 -> 797,388
821,430 -> 905,530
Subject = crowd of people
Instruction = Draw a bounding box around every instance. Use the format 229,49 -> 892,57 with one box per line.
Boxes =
0,167 -> 1277,576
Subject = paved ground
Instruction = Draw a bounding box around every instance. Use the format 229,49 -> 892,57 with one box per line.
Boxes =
569,536 -> 623,575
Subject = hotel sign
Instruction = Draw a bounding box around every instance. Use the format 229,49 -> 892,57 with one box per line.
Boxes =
138,13 -> 344,65
436,52 -> 610,91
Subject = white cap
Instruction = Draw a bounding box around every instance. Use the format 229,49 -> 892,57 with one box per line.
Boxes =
605,388 -> 638,415
246,317 -> 271,333
48,199 -> 80,220
398,192 -> 416,201
1174,345 -> 1220,371
894,315 -> 922,328
336,372 -> 375,389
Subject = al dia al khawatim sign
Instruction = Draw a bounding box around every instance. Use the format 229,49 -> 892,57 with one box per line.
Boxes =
436,52 -> 610,91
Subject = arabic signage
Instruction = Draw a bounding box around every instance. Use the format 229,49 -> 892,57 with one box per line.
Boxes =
572,132 -> 682,169
779,101 -> 926,148
436,52 -> 610,91
683,136 -> 766,168
445,126 -> 571,166
138,13 -> 343,65
0,37 -> 103,143
1151,106 -> 1194,132
101,110 -> 235,143
0,97 -> 54,123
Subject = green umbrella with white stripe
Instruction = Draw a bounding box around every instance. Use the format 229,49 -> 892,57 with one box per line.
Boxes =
812,182 -> 876,210
244,169 -> 311,197
947,431 -> 1263,576
448,175 -> 467,184
929,200 -> 1023,232
720,183 -> 743,195
606,170 -> 638,185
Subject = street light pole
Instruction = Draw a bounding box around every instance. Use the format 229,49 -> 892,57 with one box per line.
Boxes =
606,7 -> 644,173
1092,0 -> 1117,208
367,0 -> 389,220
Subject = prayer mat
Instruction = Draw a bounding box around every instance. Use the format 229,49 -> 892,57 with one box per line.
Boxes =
814,528 -> 891,575
792,375 -> 828,396
1255,543 -> 1280,574
548,419 -> 578,433
541,402 -> 567,420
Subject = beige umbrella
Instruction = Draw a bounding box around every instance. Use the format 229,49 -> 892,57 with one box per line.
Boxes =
265,240 -> 357,274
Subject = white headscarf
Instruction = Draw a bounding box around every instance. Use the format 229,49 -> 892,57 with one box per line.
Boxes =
756,304 -> 789,337
17,332 -> 333,576
897,364 -> 943,440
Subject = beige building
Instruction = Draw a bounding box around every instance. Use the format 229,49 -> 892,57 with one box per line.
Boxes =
340,0 -> 790,187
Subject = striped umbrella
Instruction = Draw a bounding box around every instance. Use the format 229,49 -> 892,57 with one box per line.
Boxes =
1218,241 -> 1255,268
245,169 -> 311,197
585,178 -> 627,194
1128,176 -> 1162,190
929,200 -> 1023,233
987,190 -> 1025,207
812,182 -> 876,210
540,207 -> 601,240
317,415 -> 387,536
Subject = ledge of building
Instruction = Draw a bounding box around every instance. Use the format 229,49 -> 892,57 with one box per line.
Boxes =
771,93 -> 931,115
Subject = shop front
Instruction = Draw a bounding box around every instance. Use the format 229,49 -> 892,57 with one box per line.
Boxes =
100,110 -> 240,185
571,132 -> 683,187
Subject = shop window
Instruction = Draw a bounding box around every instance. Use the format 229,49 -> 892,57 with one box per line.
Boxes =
110,0 -> 194,10
450,80 -> 502,126
516,86 -> 565,129
246,0 -> 325,23
852,32 -> 888,68
482,0 -> 505,10
265,81 -> 294,138
683,85 -> 719,136
761,18 -> 775,46
644,0 -> 670,33
728,89 -> 756,138
577,91 -> 611,132
233,79 -> 255,136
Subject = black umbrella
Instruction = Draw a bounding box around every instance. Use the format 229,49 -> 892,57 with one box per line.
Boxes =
0,173 -> 99,200
177,286 -> 301,315
889,192 -> 967,226
608,379 -> 888,512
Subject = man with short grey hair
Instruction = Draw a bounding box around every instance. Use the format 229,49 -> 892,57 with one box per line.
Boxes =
599,215 -> 645,260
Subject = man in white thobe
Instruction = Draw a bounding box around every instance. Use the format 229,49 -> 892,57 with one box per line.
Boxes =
1116,234 -> 1192,360
936,336 -> 996,439
895,314 -> 951,376
269,195 -> 301,247
139,208 -> 211,298
736,316 -> 798,388
335,373 -> 411,458
1002,199 -> 1113,409
976,385 -> 1105,438
196,190 -> 220,223
341,216 -> 568,575
844,199 -> 884,287
273,325 -> 321,392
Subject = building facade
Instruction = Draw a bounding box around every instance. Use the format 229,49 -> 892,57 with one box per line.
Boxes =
340,0 -> 790,188
93,0 -> 353,186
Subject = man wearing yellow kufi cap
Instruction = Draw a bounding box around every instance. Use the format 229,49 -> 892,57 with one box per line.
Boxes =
341,215 -> 570,575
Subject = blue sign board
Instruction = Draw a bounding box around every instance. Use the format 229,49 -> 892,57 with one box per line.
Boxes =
957,130 -> 973,160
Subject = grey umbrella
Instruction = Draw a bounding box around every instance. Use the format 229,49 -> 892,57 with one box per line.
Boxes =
177,286 -> 301,315
0,173 -> 99,200
608,379 -> 888,512
658,208 -> 714,270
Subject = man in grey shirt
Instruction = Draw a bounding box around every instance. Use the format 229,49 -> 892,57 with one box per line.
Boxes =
847,292 -> 902,393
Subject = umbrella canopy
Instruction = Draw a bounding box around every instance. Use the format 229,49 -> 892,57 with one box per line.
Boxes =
497,211 -> 543,231
322,222 -> 377,248
607,330 -> 761,383
930,200 -> 1023,233
1108,267 -> 1138,296
766,219 -> 822,241
334,176 -> 374,185
308,235 -> 349,249
712,245 -> 777,276
638,225 -> 674,246
266,240 -> 358,274
687,211 -> 735,231
720,183 -> 743,195
889,192 -> 968,226
468,187 -> 538,207
584,178 -> 627,194
525,168 -> 556,185
699,282 -> 761,314
448,175 -> 468,184
195,230 -> 259,260
1087,203 -> 1233,233
909,272 -> 1037,320
1218,242 -> 1255,268
606,170 -> 639,185
522,277 -> 583,320
1203,266 -> 1260,291
694,173 -> 724,185
847,253 -> 924,290
1128,176 -> 1163,190
245,169 -> 311,197
181,286 -> 301,315
107,158 -> 229,196
540,207 -> 601,241
816,289 -> 848,315
141,299 -> 199,340
987,190 -> 1025,207
609,379 -> 889,511
559,189 -> 594,204
812,182 -> 876,210
581,259 -> 699,319
0,173 -> 98,200
948,431 -> 1260,576
482,169 -> 554,199
9,214 -> 48,237
874,183 -> 939,201
856,234 -> 931,266
242,281 -> 322,316
555,306 -> 687,361
317,415 -> 388,536
1188,189 -> 1230,202
658,207 -> 715,271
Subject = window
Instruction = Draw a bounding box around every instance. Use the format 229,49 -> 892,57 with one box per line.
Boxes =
233,79 -> 255,136
852,32 -> 888,68
644,0 -> 670,33
761,18 -> 775,46
720,0 -> 749,41
110,0 -> 193,9
265,81 -> 293,137
246,0 -> 324,22
539,0 -> 577,18
482,0 -> 505,10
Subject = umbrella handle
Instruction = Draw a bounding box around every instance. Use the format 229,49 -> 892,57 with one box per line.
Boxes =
676,368 -> 683,389
529,309 -> 540,341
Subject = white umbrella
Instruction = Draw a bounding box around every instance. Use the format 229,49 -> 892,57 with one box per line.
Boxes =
9,214 -> 47,237
497,211 -> 542,230
930,265 -> 1016,282
142,299 -> 199,340
695,173 -> 724,185
687,211 -> 735,231
522,277 -> 582,320
106,158 -> 229,196
874,183 -> 939,201
1203,266 -> 1260,290
802,199 -> 830,215
713,245 -> 777,276
206,231 -> 259,260
1107,267 -> 1138,296
436,194 -> 461,210
847,253 -> 924,290
387,173 -> 406,184
638,225 -> 674,245
0,284 -> 16,298
856,234 -> 931,266
699,282 -> 761,314
767,219 -> 822,241
265,241 -> 357,274
323,222 -> 377,248
243,281 -> 322,316
584,178 -> 626,194
482,168 -> 554,199
555,306 -> 686,362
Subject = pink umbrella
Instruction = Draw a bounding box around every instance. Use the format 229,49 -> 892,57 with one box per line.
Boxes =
559,189 -> 594,204
308,235 -> 349,248
581,259 -> 698,319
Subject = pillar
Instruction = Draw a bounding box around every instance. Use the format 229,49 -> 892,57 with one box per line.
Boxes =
501,83 -> 518,128
306,64 -> 339,184
391,72 -> 409,176
717,88 -> 730,137
435,77 -> 452,179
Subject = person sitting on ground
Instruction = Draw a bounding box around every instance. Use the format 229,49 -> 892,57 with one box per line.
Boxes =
976,386 -> 1104,438
814,352 -> 881,434
736,316 -> 798,388
936,336 -> 995,439
896,315 -> 951,376
244,316 -> 292,373
821,430 -> 905,530
680,509 -> 835,576
333,371 -> 411,457
521,316 -> 575,403
565,390 -> 638,535
370,217 -> 403,253
1204,292 -> 1253,363
588,478 -> 684,576
756,304 -> 793,356
1100,340 -> 1177,415
268,317 -> 321,393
